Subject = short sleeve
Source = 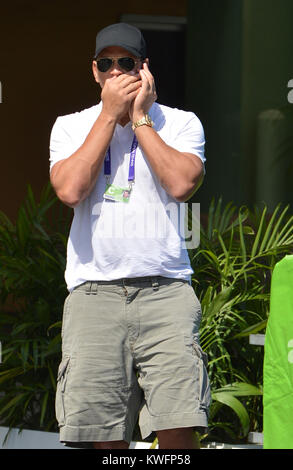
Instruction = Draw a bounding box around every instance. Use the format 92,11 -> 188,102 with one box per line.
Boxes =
170,111 -> 206,167
49,117 -> 76,172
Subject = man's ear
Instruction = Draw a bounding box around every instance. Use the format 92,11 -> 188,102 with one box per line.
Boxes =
92,61 -> 100,84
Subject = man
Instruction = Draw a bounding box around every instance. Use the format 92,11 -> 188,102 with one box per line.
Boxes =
50,22 -> 210,449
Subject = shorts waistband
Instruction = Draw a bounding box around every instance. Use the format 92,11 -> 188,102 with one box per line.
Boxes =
75,276 -> 187,293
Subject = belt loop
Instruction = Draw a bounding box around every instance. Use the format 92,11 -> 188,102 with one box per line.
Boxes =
85,281 -> 98,295
151,277 -> 159,291
91,282 -> 98,295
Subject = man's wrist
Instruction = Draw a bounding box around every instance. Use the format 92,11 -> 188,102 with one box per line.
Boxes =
131,111 -> 145,123
132,114 -> 154,131
99,109 -> 119,126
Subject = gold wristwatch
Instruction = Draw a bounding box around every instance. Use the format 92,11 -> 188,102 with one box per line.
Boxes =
132,114 -> 154,131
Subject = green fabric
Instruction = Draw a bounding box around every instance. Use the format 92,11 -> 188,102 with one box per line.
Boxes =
263,255 -> 293,449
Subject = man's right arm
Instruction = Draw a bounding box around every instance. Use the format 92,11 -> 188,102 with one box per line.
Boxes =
50,74 -> 141,208
50,112 -> 116,208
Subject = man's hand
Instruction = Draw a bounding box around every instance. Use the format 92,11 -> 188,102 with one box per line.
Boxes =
101,74 -> 142,122
129,62 -> 157,122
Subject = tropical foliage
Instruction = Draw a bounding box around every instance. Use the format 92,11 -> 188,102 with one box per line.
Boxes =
0,184 -> 71,433
0,185 -> 293,444
189,198 -> 293,442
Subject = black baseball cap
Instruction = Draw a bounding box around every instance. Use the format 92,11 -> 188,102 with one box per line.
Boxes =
94,23 -> 147,59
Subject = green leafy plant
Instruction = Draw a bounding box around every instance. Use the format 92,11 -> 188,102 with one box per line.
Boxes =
0,183 -> 71,432
189,198 -> 293,442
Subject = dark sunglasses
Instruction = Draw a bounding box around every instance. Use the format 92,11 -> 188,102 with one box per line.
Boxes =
95,56 -> 141,73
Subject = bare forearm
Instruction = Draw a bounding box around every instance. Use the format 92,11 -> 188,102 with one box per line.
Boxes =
134,125 -> 204,201
50,112 -> 116,207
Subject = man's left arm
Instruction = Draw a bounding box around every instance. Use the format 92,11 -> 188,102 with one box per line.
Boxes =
130,62 -> 205,202
134,124 -> 204,202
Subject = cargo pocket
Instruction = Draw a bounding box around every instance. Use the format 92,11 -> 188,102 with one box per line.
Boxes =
55,356 -> 70,427
192,341 -> 211,414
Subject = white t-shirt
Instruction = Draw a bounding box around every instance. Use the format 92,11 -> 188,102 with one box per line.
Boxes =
49,102 -> 205,291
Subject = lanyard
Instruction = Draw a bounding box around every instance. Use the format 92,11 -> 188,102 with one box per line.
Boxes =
104,135 -> 138,186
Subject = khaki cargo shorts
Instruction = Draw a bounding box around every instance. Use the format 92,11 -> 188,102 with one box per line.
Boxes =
55,276 -> 211,447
